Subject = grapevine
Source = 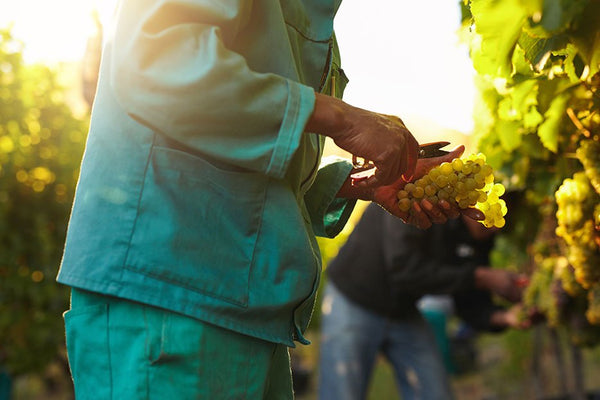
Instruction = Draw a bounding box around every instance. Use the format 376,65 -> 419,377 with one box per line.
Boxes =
397,153 -> 507,228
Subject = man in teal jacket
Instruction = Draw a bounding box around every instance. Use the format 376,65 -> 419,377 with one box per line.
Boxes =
57,0 -> 477,398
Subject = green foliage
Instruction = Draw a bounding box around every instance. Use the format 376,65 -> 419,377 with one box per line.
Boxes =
0,29 -> 88,375
462,0 -> 600,346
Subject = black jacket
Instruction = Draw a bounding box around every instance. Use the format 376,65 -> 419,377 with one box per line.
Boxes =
326,203 -> 503,331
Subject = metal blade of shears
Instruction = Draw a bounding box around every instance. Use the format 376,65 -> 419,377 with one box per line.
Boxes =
418,141 -> 451,159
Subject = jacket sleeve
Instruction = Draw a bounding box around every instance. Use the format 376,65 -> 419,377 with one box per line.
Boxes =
381,214 -> 477,298
109,0 -> 315,179
304,156 -> 356,238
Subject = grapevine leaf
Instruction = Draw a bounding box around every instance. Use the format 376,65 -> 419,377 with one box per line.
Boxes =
498,80 -> 539,122
537,93 -> 569,152
518,31 -> 569,71
553,43 -> 585,82
512,79 -> 539,113
476,130 -> 506,170
523,106 -> 544,129
469,0 -> 528,77
511,43 -> 536,79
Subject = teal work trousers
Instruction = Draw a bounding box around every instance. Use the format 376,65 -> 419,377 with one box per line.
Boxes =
64,288 -> 293,399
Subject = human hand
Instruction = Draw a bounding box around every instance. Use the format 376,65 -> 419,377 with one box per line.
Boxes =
491,304 -> 533,329
475,268 -> 528,303
369,145 -> 483,229
307,93 -> 419,187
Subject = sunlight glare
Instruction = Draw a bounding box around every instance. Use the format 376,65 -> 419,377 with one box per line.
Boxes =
0,0 -> 117,64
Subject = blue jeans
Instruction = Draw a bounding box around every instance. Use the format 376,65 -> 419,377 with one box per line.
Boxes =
318,282 -> 454,400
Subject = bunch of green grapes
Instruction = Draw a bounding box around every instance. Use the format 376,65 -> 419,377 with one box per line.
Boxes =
576,139 -> 600,195
555,172 -> 600,291
556,172 -> 596,232
396,153 -> 507,228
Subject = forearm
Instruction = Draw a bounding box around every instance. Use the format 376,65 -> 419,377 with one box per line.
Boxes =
473,267 -> 492,290
305,93 -> 352,140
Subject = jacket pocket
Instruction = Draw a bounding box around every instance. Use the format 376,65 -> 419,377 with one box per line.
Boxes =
125,145 -> 267,307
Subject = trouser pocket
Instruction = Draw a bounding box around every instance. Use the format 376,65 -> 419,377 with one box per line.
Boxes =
64,302 -> 111,400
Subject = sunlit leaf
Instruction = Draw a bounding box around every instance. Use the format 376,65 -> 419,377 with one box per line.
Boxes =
469,0 -> 529,77
518,31 -> 568,71
537,92 -> 569,152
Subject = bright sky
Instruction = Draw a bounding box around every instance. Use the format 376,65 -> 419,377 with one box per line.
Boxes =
335,0 -> 476,135
0,0 -> 476,134
0,0 -> 117,64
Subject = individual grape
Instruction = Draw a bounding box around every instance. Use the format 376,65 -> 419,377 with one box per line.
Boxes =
464,178 -> 476,191
396,152 -> 507,226
398,198 -> 411,212
452,158 -> 463,171
447,173 -> 458,186
424,185 -> 437,197
413,186 -> 425,198
415,178 -> 428,188
434,175 -> 449,188
439,162 -> 453,175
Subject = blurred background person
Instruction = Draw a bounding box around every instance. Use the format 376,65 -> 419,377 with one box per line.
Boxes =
318,200 -> 532,400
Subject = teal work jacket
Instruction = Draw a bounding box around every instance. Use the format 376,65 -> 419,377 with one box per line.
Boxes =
57,0 -> 356,346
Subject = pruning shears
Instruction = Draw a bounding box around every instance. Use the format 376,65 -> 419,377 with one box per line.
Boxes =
350,141 -> 451,183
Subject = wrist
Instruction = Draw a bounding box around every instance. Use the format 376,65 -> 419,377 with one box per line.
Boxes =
306,92 -> 351,139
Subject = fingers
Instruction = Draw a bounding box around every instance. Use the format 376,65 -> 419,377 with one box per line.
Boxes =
420,199 -> 448,225
438,200 -> 461,220
408,202 -> 432,230
460,207 -> 485,221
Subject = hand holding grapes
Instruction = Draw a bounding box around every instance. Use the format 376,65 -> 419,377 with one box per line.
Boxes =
371,145 -> 484,229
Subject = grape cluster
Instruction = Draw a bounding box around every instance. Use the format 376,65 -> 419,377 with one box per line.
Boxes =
577,139 -> 600,195
555,171 -> 600,290
397,153 -> 507,227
